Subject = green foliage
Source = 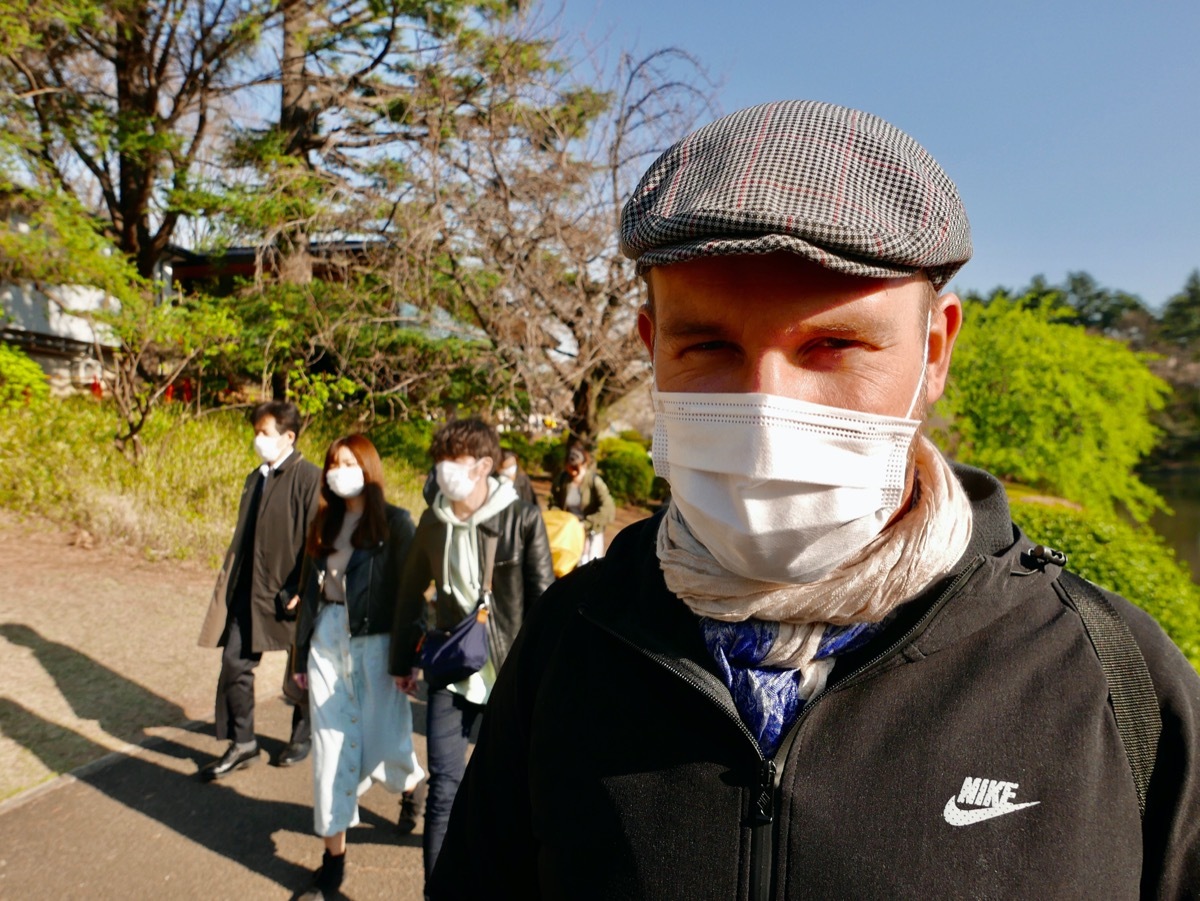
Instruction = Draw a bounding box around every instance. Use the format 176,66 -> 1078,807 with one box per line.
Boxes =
596,436 -> 654,506
1160,270 -> 1200,348
288,367 -> 358,419
0,344 -> 49,409
366,416 -> 438,470
935,296 -> 1170,522
0,397 -> 427,562
1011,499 -> 1200,670
500,431 -> 557,476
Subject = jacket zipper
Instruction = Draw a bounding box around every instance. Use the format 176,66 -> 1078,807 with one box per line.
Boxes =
757,555 -> 986,897
582,555 -> 985,901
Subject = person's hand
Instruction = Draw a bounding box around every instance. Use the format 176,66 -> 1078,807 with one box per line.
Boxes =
293,672 -> 308,691
394,669 -> 420,696
286,594 -> 300,611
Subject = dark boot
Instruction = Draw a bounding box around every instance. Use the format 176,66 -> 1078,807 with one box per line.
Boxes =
398,781 -> 427,834
301,849 -> 345,900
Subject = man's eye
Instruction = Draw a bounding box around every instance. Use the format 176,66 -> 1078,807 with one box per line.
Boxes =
685,340 -> 733,354
813,337 -> 860,351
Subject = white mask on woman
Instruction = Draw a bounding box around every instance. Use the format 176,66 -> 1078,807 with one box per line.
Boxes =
326,465 -> 365,499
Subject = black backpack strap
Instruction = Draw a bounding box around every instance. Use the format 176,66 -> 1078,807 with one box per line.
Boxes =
1056,569 -> 1161,817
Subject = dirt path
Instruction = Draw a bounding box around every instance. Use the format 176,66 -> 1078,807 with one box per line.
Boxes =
0,508 -> 288,802
0,495 -> 652,803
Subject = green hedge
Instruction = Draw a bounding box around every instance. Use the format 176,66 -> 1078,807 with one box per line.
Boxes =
0,344 -> 49,410
1011,499 -> 1200,669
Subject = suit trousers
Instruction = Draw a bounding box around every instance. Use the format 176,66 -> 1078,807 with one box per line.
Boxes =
215,613 -> 261,743
215,607 -> 311,745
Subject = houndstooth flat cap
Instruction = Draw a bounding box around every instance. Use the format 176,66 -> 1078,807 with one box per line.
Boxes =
620,100 -> 971,289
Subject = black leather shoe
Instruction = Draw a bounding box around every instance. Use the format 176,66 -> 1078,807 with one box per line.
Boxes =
200,742 -> 260,781
276,740 -> 311,768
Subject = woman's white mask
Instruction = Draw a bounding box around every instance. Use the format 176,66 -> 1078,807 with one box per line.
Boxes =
326,465 -> 365,499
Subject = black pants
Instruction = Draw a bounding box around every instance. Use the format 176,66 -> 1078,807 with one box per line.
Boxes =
214,614 -> 310,745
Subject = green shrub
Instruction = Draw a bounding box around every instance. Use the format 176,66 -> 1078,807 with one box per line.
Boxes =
0,344 -> 49,410
597,437 -> 655,506
1011,499 -> 1200,670
0,398 -> 426,564
365,416 -> 438,470
500,431 -> 558,476
541,440 -> 568,478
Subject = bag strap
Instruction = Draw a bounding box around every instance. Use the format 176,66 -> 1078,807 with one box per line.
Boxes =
1056,569 -> 1161,817
479,533 -> 499,596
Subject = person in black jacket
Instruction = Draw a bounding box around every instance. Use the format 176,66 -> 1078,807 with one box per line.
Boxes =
292,433 -> 422,900
390,417 -> 555,891
428,101 -> 1200,899
197,400 -> 320,779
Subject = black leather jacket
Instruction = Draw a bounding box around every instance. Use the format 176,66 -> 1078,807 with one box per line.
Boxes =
294,504 -> 416,671
390,497 -> 555,678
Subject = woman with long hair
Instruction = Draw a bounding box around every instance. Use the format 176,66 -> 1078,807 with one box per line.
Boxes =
292,434 -> 424,899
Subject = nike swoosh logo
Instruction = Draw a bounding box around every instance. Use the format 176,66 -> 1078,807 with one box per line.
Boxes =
943,796 -> 1040,827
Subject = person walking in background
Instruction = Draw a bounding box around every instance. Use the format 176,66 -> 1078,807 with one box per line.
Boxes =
498,448 -> 538,506
197,400 -> 320,779
549,443 -> 615,564
292,434 -> 424,900
390,418 -> 555,893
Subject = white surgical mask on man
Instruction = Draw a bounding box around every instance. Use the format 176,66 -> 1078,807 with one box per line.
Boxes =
326,465 -> 365,499
254,433 -> 286,464
436,459 -> 483,502
653,319 -> 930,584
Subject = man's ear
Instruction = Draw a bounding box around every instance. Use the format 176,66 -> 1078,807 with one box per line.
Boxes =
477,456 -> 495,479
924,292 -> 963,406
637,305 -> 655,357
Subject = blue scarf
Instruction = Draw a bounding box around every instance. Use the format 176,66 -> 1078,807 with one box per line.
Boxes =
699,618 -> 882,757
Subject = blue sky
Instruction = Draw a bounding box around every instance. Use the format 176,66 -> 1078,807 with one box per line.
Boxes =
556,0 -> 1200,310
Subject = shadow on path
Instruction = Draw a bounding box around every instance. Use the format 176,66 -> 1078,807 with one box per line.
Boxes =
0,699 -> 410,893
0,622 -> 186,744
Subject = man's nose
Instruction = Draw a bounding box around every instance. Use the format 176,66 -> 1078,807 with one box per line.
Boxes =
745,350 -> 798,397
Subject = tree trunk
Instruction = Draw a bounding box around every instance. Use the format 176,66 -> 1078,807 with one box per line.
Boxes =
113,5 -> 159,279
278,0 -> 314,285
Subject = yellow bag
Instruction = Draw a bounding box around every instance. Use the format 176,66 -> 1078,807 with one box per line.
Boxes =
542,508 -> 586,577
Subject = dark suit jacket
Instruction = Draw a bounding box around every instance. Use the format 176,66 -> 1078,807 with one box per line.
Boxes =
198,451 -> 322,653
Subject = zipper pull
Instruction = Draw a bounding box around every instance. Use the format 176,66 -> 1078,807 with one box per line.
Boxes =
754,759 -> 775,825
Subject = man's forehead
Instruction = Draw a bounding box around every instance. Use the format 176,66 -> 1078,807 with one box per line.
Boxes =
646,254 -> 927,326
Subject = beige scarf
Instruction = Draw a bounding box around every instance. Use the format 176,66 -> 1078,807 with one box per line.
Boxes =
658,436 -> 974,687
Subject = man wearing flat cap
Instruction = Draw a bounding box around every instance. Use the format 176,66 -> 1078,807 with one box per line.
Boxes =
428,101 -> 1200,898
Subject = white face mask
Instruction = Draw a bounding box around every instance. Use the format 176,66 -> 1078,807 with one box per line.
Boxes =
652,341 -> 928,584
326,465 -> 365,499
499,465 -> 518,481
254,433 -> 287,464
436,459 -> 482,502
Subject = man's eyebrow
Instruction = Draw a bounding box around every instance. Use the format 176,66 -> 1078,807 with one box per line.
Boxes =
655,319 -> 732,340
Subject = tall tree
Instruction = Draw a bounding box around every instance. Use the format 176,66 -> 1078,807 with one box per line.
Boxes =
0,0 -> 265,277
1161,270 -> 1200,349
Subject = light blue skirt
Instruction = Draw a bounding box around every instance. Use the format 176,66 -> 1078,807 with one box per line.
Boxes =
308,603 -> 424,837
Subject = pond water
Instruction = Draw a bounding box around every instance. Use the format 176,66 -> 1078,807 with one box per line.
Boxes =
1143,466 -> 1200,585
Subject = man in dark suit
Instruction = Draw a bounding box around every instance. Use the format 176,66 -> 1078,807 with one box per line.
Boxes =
197,400 -> 322,779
